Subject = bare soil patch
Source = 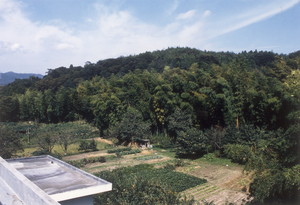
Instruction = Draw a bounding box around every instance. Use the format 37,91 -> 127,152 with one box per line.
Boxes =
179,162 -> 253,205
94,137 -> 114,145
84,151 -> 171,173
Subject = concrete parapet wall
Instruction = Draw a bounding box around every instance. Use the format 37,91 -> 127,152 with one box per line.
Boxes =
0,157 -> 60,205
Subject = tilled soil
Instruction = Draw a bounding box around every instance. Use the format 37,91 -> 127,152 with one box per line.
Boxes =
179,163 -> 253,205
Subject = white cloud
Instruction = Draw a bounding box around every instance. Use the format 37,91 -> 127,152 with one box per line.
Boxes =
176,10 -> 197,20
215,0 -> 300,37
0,0 -> 299,74
203,10 -> 212,17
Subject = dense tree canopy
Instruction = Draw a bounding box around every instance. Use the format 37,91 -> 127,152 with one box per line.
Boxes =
0,47 -> 299,202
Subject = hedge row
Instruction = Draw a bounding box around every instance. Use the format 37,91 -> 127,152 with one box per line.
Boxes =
117,149 -> 141,156
135,155 -> 162,161
67,155 -> 116,168
107,147 -> 131,153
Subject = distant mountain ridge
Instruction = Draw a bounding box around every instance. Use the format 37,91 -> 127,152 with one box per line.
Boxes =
0,72 -> 43,86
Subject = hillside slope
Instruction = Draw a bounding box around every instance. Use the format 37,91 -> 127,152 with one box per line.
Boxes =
0,72 -> 42,86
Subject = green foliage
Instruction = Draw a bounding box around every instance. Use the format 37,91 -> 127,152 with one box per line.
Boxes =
135,155 -> 163,161
118,149 -> 140,155
0,96 -> 19,122
283,164 -> 300,195
35,124 -> 58,153
163,159 -> 189,171
0,124 -> 23,158
250,169 -> 291,203
67,156 -> 112,168
223,144 -> 252,164
112,107 -> 150,143
149,134 -> 175,148
78,139 -> 98,152
0,48 -> 299,203
94,164 -> 205,204
107,147 -> 131,153
223,124 -> 268,146
167,108 -> 193,140
113,149 -> 141,156
176,128 -> 210,157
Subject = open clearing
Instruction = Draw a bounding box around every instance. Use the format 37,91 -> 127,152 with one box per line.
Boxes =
61,139 -> 252,204
179,162 -> 253,205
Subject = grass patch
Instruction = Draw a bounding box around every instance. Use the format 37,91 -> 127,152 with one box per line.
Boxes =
107,147 -> 131,153
135,155 -> 163,161
152,147 -> 177,158
194,153 -> 238,167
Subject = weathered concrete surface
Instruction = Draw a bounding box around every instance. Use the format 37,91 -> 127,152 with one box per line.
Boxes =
0,156 -> 59,205
7,155 -> 112,202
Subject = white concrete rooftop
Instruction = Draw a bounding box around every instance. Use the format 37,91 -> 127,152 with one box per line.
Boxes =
0,155 -> 112,204
7,155 -> 112,202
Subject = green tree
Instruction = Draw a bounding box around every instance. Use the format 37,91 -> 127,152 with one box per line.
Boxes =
112,107 -> 150,144
176,128 -> 210,157
0,96 -> 19,122
0,124 -> 23,158
55,123 -> 77,153
167,108 -> 192,140
35,124 -> 58,153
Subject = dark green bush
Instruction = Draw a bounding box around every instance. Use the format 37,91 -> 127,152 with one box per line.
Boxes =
107,147 -> 131,153
118,149 -> 141,156
78,139 -> 98,152
66,156 -> 113,168
223,144 -> 252,164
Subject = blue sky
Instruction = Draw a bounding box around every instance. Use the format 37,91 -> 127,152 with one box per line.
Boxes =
0,0 -> 299,74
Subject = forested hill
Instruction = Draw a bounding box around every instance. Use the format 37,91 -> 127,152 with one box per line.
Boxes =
2,47 -> 299,93
0,47 -> 300,202
0,72 -> 42,86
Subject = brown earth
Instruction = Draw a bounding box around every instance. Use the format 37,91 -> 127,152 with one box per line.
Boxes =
179,162 -> 253,205
63,146 -> 253,205
94,137 -> 114,145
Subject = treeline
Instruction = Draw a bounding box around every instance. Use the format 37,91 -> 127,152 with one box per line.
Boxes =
1,48 -> 299,129
0,47 -> 299,203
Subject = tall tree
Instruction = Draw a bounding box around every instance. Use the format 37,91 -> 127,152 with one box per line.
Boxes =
0,124 -> 23,158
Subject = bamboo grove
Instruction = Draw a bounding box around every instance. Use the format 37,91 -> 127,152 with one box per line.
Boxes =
0,48 -> 299,202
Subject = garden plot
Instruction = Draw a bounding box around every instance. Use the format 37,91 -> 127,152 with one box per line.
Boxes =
65,149 -> 172,173
179,162 -> 252,205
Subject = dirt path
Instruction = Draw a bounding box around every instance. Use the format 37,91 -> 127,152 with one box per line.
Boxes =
94,137 -> 114,145
62,146 -> 252,204
179,163 -> 253,205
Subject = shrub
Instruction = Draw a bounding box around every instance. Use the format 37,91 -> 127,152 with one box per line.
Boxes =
149,134 -> 175,148
107,147 -> 140,156
117,149 -> 141,156
223,144 -> 252,164
66,155 -> 113,168
176,128 -> 210,157
135,155 -> 162,161
78,139 -> 98,152
107,147 -> 131,153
